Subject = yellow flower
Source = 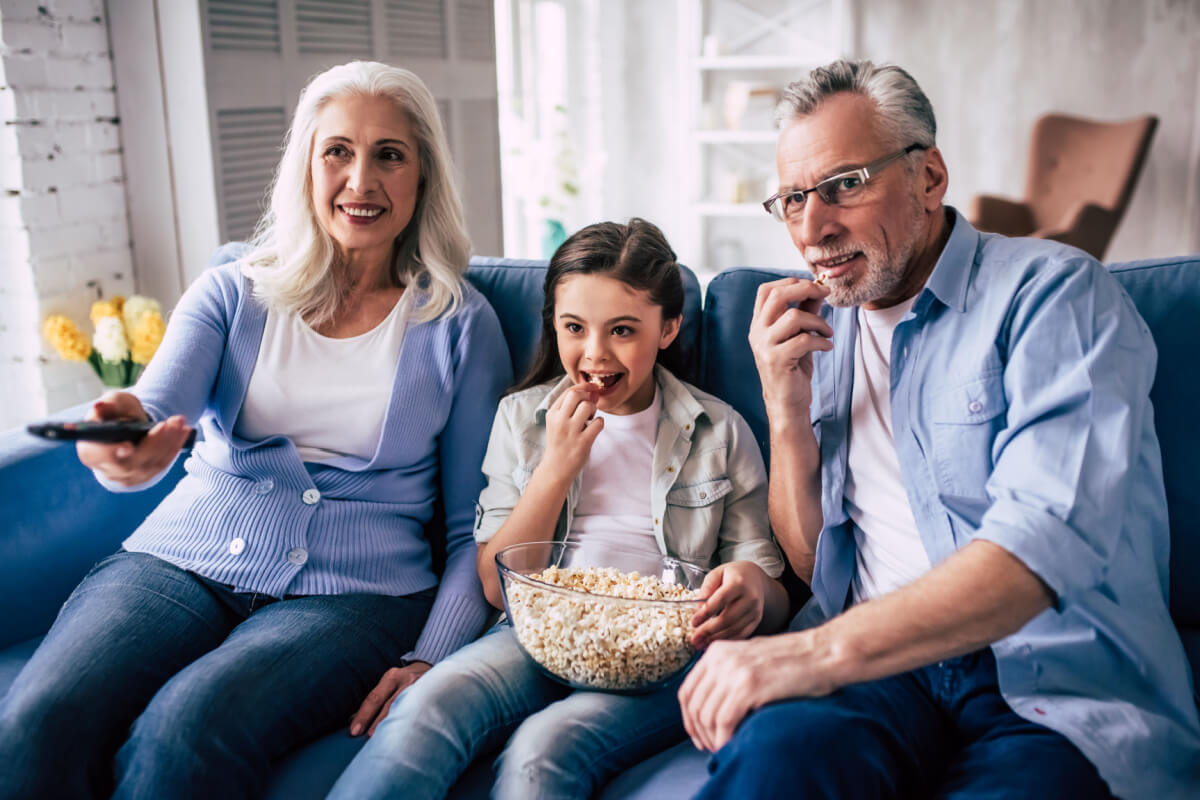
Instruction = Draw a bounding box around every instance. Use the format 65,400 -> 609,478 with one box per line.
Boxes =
42,315 -> 93,361
90,299 -> 122,327
130,310 -> 166,365
123,295 -> 162,338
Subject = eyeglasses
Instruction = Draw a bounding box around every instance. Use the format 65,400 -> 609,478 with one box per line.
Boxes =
762,143 -> 927,222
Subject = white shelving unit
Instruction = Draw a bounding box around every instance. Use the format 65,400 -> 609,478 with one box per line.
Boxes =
676,0 -> 850,278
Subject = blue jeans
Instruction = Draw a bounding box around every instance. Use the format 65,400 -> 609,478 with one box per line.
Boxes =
0,550 -> 434,800
696,648 -> 1114,799
327,624 -> 688,800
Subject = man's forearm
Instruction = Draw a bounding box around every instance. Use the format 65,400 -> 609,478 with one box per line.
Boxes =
766,416 -> 823,582
805,539 -> 1054,687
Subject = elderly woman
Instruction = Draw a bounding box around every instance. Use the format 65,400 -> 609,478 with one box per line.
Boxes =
0,61 -> 510,799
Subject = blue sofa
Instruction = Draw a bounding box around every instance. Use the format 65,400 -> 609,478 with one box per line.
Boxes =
2,250 -> 1197,798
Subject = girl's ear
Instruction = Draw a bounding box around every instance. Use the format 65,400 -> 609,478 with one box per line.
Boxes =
658,316 -> 682,350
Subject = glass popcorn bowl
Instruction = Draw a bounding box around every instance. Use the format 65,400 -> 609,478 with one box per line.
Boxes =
495,541 -> 709,693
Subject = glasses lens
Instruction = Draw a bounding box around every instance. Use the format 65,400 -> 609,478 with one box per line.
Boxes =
816,178 -> 841,206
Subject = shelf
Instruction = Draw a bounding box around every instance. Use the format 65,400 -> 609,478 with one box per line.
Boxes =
695,203 -> 770,217
696,55 -> 823,70
695,130 -> 778,143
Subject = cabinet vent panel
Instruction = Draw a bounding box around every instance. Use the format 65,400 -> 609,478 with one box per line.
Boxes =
296,0 -> 374,56
208,0 -> 281,52
216,107 -> 287,244
387,0 -> 447,59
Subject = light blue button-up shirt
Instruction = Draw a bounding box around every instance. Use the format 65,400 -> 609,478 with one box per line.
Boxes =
807,209 -> 1200,798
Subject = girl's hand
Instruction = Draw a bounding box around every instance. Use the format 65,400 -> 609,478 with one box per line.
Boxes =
348,661 -> 433,737
689,561 -> 773,649
538,383 -> 605,480
77,390 -> 192,486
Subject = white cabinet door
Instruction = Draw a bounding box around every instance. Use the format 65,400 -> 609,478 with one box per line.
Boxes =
110,0 -> 502,303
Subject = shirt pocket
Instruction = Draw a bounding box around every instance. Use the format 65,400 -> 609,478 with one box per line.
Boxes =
928,369 -> 1007,501
665,477 -> 732,566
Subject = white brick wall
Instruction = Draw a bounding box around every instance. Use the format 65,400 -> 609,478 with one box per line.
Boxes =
0,0 -> 135,429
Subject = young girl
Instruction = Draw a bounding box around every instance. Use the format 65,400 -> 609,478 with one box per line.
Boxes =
327,219 -> 788,800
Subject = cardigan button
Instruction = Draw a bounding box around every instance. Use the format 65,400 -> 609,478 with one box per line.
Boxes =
968,400 -> 983,414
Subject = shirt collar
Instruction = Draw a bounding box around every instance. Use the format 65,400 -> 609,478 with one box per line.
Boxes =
920,206 -> 980,314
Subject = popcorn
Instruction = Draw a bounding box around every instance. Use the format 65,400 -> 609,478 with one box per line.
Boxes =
506,565 -> 701,690
813,271 -> 829,286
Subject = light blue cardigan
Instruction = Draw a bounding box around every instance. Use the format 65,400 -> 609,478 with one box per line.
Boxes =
119,260 -> 512,664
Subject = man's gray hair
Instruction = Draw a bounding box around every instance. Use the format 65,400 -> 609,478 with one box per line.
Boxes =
775,59 -> 937,149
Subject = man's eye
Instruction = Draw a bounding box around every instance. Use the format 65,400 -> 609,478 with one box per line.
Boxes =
784,191 -> 806,208
837,175 -> 862,191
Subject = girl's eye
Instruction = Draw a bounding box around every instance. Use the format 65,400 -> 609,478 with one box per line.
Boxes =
563,322 -> 583,334
612,325 -> 634,337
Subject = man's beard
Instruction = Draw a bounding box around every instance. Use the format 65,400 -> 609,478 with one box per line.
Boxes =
812,195 -> 925,308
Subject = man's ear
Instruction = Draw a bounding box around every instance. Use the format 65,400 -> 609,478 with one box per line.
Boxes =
659,316 -> 682,350
919,146 -> 950,212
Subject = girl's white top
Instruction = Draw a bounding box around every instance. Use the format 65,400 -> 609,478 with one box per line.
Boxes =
235,292 -> 413,462
565,388 -> 661,561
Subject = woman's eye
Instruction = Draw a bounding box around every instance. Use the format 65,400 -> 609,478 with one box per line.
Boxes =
324,145 -> 349,158
563,322 -> 583,334
380,148 -> 405,162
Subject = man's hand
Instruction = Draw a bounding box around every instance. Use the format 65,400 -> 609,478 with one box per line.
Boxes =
348,661 -> 432,737
689,561 -> 773,649
678,631 -> 839,753
748,277 -> 833,417
77,391 -> 191,486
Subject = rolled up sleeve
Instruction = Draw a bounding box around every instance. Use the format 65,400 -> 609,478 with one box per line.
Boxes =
971,261 -> 1157,607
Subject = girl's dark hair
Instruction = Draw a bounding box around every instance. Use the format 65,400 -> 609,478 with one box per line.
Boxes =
513,218 -> 686,393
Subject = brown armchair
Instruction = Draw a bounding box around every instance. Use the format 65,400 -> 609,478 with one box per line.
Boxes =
969,113 -> 1158,260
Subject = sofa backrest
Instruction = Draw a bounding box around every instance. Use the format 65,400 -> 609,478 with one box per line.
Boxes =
204,246 -> 705,386
700,257 -> 1200,642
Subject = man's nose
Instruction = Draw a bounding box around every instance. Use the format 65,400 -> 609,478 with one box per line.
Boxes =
791,194 -> 842,248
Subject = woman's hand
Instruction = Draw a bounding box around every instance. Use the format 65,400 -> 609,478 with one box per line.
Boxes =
348,661 -> 433,737
77,390 -> 192,486
538,383 -> 604,481
689,561 -> 776,649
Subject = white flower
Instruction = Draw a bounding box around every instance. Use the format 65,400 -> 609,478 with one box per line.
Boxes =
122,295 -> 161,334
93,316 -> 130,362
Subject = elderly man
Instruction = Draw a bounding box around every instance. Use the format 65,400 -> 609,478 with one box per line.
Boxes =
678,60 -> 1200,799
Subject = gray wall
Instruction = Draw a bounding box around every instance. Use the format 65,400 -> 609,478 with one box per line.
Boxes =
854,0 -> 1200,262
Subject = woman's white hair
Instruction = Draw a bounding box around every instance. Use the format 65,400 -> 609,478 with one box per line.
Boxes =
244,61 -> 469,324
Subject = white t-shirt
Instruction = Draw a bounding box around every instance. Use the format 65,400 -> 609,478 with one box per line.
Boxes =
235,293 -> 412,463
845,297 -> 931,603
565,388 -> 660,561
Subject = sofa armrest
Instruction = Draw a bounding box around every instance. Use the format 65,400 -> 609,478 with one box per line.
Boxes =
0,404 -> 185,649
968,194 -> 1035,237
